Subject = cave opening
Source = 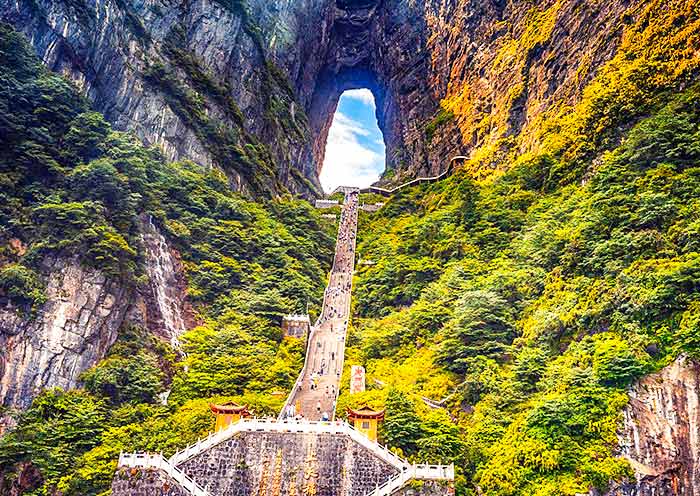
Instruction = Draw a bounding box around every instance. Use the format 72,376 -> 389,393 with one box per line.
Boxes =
319,88 -> 386,193
303,0 -> 434,195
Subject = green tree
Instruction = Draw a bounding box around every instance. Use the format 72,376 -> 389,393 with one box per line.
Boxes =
438,290 -> 517,374
382,389 -> 425,456
81,353 -> 165,405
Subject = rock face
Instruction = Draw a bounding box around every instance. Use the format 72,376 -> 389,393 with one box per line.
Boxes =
0,461 -> 42,496
0,0 -> 656,192
0,257 -> 128,409
605,356 -> 700,496
138,216 -> 197,349
0,220 -> 196,411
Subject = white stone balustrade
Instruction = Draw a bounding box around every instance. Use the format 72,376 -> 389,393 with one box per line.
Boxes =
367,464 -> 455,496
166,418 -> 419,472
117,452 -> 211,496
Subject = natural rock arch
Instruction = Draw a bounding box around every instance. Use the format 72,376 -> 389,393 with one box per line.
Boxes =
303,0 -> 438,182
0,0 -> 462,196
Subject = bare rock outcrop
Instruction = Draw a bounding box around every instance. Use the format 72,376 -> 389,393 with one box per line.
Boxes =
137,216 -> 197,349
0,257 -> 129,409
0,0 -> 658,193
604,356 -> 700,496
0,220 -> 197,412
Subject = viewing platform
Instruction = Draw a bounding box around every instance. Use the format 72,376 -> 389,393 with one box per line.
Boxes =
115,418 -> 454,496
315,199 -> 340,209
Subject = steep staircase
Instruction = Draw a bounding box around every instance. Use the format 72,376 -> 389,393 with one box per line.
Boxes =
115,187 -> 454,496
331,156 -> 466,198
168,418 -> 410,469
366,464 -> 455,496
119,419 -> 453,496
279,189 -> 359,421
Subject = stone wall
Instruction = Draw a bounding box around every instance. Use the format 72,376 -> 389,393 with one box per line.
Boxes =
177,431 -> 400,496
395,481 -> 454,496
112,467 -> 189,496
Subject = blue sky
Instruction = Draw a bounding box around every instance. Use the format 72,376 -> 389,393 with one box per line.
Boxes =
320,89 -> 386,192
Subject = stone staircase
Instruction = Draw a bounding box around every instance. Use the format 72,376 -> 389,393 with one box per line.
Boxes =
112,187 -> 453,496
331,156 -> 466,198
366,465 -> 455,496
279,189 -> 359,421
116,419 -> 454,496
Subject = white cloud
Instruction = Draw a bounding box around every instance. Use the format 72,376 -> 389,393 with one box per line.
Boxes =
320,111 -> 385,193
342,89 -> 376,107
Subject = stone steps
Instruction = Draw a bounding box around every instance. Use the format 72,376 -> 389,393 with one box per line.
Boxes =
366,465 -> 455,496
281,189 -> 359,421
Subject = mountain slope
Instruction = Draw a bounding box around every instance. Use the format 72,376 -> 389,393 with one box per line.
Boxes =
3,0 -> 695,192
0,24 -> 335,494
0,0 -> 700,495
342,38 -> 700,496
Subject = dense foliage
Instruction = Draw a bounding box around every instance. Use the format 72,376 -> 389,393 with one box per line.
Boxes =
0,23 -> 333,495
1,0 -> 700,494
347,94 -> 700,492
342,2 -> 700,493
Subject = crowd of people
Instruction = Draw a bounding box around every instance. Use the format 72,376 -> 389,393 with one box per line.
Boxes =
282,190 -> 359,421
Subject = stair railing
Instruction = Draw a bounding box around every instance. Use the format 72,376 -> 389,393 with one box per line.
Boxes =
118,452 -> 211,496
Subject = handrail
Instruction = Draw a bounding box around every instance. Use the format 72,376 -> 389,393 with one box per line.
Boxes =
118,452 -> 211,496
277,321 -> 317,421
331,192 -> 358,420
168,418 -> 416,471
279,189 -> 359,421
365,464 -> 455,496
421,379 -> 469,410
158,418 -> 453,496
330,156 -> 464,199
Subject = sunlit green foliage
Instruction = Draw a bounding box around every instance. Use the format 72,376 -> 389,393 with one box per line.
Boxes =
3,0 -> 700,493
169,317 -> 304,403
0,23 -> 334,495
346,80 -> 700,496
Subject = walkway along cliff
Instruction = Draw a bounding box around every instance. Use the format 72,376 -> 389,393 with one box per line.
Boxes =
112,189 -> 455,496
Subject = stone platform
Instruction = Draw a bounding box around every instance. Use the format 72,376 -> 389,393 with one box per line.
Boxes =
113,420 -> 454,496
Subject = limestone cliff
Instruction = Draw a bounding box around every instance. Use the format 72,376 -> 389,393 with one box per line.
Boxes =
0,219 -> 196,411
0,0 -> 673,191
0,257 -> 128,410
603,356 -> 700,496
